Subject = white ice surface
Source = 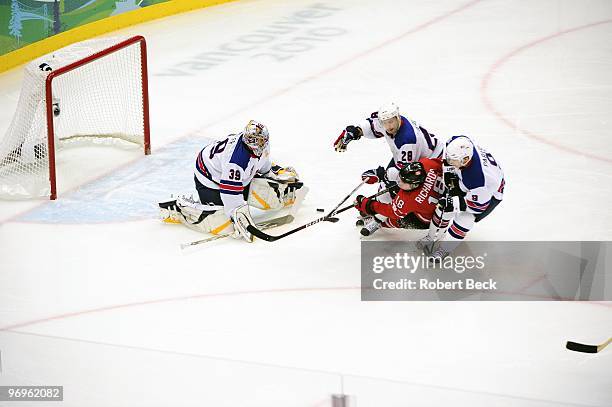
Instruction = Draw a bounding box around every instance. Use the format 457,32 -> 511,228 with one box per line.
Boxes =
0,0 -> 611,406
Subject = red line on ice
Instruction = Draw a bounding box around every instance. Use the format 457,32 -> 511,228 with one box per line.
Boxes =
0,287 -> 359,331
1,286 -> 610,332
481,20 -> 612,164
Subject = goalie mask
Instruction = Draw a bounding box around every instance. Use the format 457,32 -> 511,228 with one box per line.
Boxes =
398,161 -> 426,191
243,120 -> 269,157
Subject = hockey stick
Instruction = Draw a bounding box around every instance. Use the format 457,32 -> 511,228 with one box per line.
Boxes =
244,180 -> 369,242
180,214 -> 294,249
248,185 -> 397,242
325,180 -> 366,218
566,337 -> 612,354
430,194 -> 454,239
326,184 -> 399,217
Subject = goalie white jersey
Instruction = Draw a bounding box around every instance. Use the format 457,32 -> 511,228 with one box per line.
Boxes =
445,136 -> 505,216
195,133 -> 272,216
358,113 -> 444,166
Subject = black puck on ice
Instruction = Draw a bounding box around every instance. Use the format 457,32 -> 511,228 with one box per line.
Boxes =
316,208 -> 325,212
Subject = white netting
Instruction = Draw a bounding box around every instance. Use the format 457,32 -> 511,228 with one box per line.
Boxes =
0,36 -> 146,199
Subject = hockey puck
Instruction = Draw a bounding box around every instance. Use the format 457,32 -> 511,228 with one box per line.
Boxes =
316,208 -> 325,212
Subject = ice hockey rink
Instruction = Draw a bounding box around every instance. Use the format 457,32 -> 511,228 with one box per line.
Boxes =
1,0 -> 611,405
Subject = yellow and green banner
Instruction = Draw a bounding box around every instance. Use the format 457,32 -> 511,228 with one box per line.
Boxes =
0,0 -> 236,72
2,0 -> 169,55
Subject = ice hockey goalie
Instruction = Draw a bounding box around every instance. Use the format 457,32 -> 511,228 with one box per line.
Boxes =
158,120 -> 305,242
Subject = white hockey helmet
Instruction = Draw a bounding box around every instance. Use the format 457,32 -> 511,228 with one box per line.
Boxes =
243,120 -> 269,157
444,136 -> 474,168
378,102 -> 401,135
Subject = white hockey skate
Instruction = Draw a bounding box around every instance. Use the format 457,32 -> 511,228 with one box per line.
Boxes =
416,235 -> 435,255
429,247 -> 451,263
360,216 -> 382,237
355,209 -> 371,227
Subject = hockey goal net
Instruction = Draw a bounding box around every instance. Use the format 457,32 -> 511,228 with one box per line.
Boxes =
0,35 -> 150,200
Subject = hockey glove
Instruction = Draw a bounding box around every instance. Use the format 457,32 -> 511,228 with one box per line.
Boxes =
231,204 -> 255,243
443,172 -> 465,197
354,195 -> 377,215
361,166 -> 388,185
266,163 -> 299,183
333,125 -> 362,152
437,194 -> 454,213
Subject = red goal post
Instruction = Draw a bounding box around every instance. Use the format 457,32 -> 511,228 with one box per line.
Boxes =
0,35 -> 151,200
46,35 -> 151,200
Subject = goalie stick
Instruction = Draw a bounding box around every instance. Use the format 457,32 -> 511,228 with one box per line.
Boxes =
248,185 -> 398,242
180,214 -> 294,249
180,175 -> 309,249
566,337 -> 612,354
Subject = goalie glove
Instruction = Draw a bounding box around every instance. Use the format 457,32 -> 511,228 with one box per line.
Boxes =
265,164 -> 299,183
231,204 -> 255,243
333,125 -> 362,152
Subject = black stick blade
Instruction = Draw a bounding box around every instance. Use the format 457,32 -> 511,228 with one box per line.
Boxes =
247,225 -> 277,242
566,341 -> 598,353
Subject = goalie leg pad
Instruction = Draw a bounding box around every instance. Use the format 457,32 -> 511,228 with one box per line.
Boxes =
159,196 -> 234,234
177,196 -> 234,234
231,204 -> 255,242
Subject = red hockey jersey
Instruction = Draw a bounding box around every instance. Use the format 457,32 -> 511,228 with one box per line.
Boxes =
371,158 -> 444,226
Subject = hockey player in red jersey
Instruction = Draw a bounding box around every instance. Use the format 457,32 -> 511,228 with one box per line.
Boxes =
353,158 -> 445,236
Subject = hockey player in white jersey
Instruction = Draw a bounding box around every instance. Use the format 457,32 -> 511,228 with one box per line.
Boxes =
418,135 -> 505,259
333,102 -> 444,235
159,120 -> 302,242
